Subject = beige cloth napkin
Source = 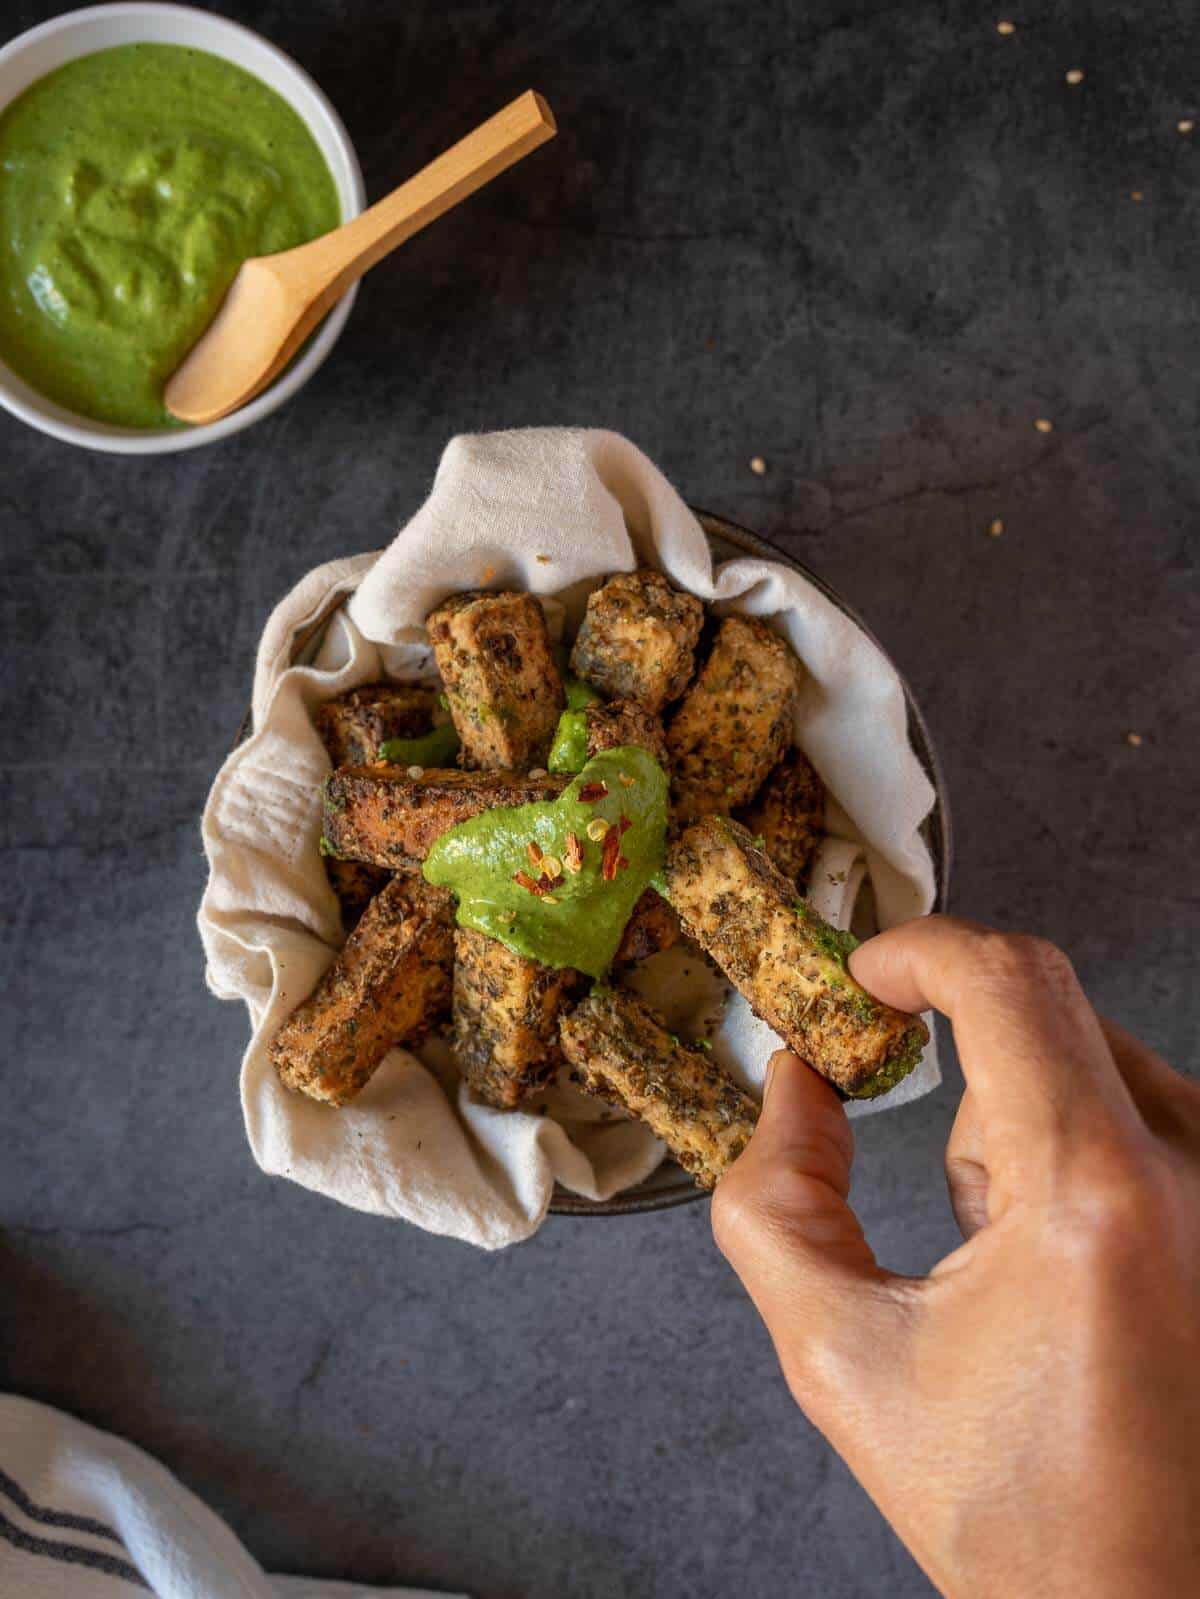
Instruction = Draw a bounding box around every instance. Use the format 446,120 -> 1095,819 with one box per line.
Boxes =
198,429 -> 940,1250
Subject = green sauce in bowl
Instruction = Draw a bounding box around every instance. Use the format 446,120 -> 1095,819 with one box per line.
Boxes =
0,44 -> 340,428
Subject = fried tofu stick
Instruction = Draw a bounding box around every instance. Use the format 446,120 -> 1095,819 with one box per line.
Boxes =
427,590 -> 564,769
570,569 -> 704,714
614,888 -> 681,967
666,615 -> 803,822
663,817 -> 927,1098
738,746 -> 825,886
453,928 -> 582,1109
316,682 -> 439,768
583,697 -> 669,768
270,874 -> 453,1106
323,768 -> 567,867
325,857 -> 390,931
560,986 -> 759,1190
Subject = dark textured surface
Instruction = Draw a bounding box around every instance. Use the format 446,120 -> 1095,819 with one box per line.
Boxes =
2,2 -> 1198,1595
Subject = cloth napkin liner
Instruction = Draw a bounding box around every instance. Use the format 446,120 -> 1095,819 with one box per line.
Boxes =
0,1396 -> 459,1598
199,428 -> 940,1250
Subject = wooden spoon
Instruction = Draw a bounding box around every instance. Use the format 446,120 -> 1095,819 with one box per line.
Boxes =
165,90 -> 556,425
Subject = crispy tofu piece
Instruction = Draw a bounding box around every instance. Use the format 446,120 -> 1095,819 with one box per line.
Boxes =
426,591 -> 564,770
663,818 -> 928,1098
584,698 -> 669,768
614,889 -> 681,967
666,615 -> 803,821
560,986 -> 759,1189
570,569 -> 704,714
323,768 -> 567,867
316,682 -> 438,768
737,747 -> 826,886
270,874 -> 453,1106
453,928 -> 582,1109
325,857 -> 390,930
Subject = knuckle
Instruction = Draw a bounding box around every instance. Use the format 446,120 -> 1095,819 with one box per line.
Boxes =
971,930 -> 1079,1000
1053,1148 -> 1172,1266
711,1158 -> 841,1261
710,1168 -> 758,1260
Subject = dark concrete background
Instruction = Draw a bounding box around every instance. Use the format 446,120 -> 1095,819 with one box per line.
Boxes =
2,2 -> 1197,1594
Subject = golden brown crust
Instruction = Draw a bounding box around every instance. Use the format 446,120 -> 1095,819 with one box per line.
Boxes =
270,874 -> 454,1106
570,569 -> 704,714
666,616 -> 803,822
560,986 -> 759,1189
614,889 -> 682,967
325,857 -> 390,930
452,928 -> 583,1109
584,698 -> 670,768
426,590 -> 564,769
323,768 -> 567,867
316,682 -> 438,768
737,747 -> 826,886
663,817 -> 927,1097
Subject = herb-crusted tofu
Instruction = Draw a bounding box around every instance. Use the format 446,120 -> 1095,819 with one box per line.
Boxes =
737,747 -> 825,886
453,928 -> 582,1109
316,682 -> 439,768
666,615 -> 803,821
663,817 -> 927,1098
324,768 -> 567,866
325,857 -> 390,930
270,874 -> 453,1106
583,698 -> 669,768
614,888 -> 681,966
570,569 -> 704,714
560,986 -> 759,1189
427,590 -> 564,769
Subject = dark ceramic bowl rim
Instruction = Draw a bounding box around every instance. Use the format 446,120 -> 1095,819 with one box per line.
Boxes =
237,508 -> 953,1219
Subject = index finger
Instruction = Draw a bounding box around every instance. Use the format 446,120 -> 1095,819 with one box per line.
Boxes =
849,916 -> 1139,1162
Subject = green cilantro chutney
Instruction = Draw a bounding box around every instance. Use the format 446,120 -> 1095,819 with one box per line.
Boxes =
0,44 -> 340,428
423,747 -> 669,978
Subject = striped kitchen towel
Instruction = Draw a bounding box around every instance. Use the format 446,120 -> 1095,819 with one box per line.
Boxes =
0,1397 -> 463,1598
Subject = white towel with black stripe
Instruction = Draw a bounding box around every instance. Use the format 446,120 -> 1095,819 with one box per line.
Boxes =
0,1396 -> 460,1599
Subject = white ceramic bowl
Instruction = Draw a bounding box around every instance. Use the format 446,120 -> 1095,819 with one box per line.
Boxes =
0,3 -> 365,454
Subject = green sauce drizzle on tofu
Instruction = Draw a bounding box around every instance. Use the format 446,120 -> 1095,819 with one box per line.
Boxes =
547,708 -> 589,774
377,723 -> 460,768
423,747 -> 668,977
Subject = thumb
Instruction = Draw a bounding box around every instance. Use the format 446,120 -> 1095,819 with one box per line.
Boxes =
712,1051 -> 905,1404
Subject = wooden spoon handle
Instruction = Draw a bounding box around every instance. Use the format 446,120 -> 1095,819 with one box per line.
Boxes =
286,90 -> 556,299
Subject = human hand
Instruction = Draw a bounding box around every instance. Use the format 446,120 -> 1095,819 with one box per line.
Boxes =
712,916 -> 1200,1599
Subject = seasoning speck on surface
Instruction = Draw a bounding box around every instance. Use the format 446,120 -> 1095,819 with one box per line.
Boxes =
1065,69 -> 1084,85
406,765 -> 424,779
1131,189 -> 1145,202
1034,418 -> 1054,433
996,19 -> 1016,34
1178,119 -> 1195,134
1125,731 -> 1144,747
749,456 -> 767,476
988,518 -> 1005,538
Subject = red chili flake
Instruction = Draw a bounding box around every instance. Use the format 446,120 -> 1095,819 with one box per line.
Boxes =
563,831 -> 583,873
537,871 -> 565,893
617,814 -> 632,835
513,870 -> 546,896
526,840 -> 544,869
601,829 -> 622,880
617,856 -> 631,871
578,781 -> 609,803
